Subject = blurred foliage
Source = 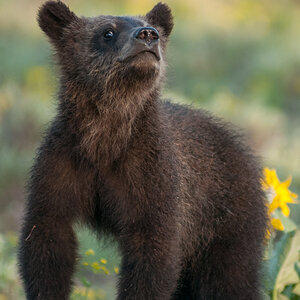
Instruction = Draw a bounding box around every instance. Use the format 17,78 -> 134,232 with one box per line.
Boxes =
265,230 -> 300,300
0,232 -> 24,299
0,228 -> 120,300
0,0 -> 300,299
263,169 -> 300,299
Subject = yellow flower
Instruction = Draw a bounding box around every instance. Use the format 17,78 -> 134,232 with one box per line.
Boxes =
85,249 -> 95,256
82,262 -> 89,266
100,258 -> 107,264
262,168 -> 280,189
271,218 -> 284,231
91,262 -> 101,270
262,168 -> 298,217
114,267 -> 119,274
99,266 -> 110,275
91,262 -> 110,275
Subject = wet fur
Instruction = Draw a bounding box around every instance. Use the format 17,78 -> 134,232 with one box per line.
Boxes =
18,1 -> 267,300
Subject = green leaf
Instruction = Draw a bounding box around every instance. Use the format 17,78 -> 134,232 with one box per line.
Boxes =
80,277 -> 92,288
262,290 -> 272,300
266,231 -> 294,292
273,210 -> 297,233
282,284 -> 295,298
293,282 -> 300,296
295,261 -> 300,277
277,294 -> 289,300
271,230 -> 300,299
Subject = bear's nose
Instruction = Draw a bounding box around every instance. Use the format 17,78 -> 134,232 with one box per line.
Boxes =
134,27 -> 159,44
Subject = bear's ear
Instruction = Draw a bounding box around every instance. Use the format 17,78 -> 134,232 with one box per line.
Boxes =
146,2 -> 173,38
38,1 -> 78,44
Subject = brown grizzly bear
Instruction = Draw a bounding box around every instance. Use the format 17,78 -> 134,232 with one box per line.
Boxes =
18,1 -> 267,299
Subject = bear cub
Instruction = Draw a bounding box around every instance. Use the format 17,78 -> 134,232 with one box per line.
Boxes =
18,1 -> 267,300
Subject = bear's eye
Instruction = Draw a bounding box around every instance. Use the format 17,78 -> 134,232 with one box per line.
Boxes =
103,29 -> 115,40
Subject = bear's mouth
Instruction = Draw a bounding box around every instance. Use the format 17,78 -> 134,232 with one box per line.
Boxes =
118,49 -> 160,63
135,50 -> 160,61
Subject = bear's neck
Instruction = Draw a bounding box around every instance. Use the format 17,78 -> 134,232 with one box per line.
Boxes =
60,81 -> 161,169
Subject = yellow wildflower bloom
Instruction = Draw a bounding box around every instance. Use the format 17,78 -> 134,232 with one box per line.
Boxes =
99,266 -> 110,275
91,262 -> 110,274
271,218 -> 284,231
91,262 -> 101,270
100,258 -> 107,264
262,168 -> 298,217
114,267 -> 119,274
82,262 -> 89,266
85,249 -> 95,256
263,168 -> 280,189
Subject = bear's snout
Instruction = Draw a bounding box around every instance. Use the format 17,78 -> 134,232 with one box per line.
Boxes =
118,27 -> 161,63
134,27 -> 159,45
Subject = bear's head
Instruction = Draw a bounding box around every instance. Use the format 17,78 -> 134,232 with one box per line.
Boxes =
38,1 -> 173,94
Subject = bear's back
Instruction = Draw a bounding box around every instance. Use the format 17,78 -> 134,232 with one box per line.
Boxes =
161,100 -> 265,243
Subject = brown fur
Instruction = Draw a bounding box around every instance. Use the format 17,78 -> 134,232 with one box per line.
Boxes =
18,1 -> 267,299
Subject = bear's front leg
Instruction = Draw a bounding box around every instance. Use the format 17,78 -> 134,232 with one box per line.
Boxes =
18,144 -> 96,300
116,227 -> 181,300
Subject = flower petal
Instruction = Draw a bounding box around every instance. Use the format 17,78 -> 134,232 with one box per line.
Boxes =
271,218 -> 284,231
280,202 -> 290,217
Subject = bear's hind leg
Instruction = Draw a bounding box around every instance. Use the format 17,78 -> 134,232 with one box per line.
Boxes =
191,237 -> 264,300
